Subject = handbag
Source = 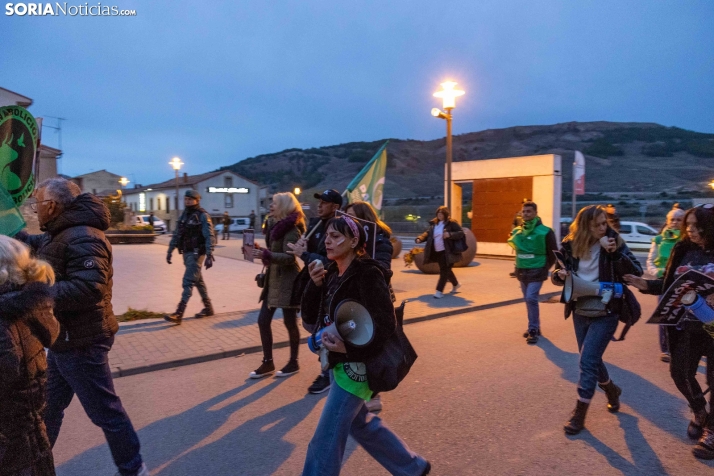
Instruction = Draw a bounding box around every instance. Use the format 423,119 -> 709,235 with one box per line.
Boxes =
365,301 -> 418,393
574,296 -> 608,318
255,266 -> 266,288
452,236 -> 468,253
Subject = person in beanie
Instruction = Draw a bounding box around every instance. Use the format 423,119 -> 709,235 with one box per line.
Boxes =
507,201 -> 558,344
165,190 -> 216,324
221,211 -> 231,240
288,189 -> 342,394
16,178 -> 148,476
646,204 -> 685,362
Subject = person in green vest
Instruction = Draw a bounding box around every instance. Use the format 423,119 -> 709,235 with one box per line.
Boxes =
646,204 -> 685,362
507,201 -> 558,344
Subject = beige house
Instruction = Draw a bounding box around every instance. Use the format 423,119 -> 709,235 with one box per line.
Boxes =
72,170 -> 124,196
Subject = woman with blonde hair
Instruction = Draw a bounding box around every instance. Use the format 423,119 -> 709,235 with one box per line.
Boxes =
0,235 -> 59,476
250,192 -> 307,378
552,205 -> 642,435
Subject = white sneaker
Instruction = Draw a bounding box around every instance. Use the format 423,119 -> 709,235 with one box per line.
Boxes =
450,284 -> 461,294
116,463 -> 149,476
433,291 -> 443,299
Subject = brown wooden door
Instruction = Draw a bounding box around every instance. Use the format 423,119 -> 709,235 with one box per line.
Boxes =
472,177 -> 532,243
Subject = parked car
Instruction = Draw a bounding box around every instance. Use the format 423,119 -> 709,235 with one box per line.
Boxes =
214,217 -> 251,234
618,221 -> 659,252
559,218 -> 657,252
136,215 -> 166,234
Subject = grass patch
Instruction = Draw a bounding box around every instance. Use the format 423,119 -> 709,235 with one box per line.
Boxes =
117,308 -> 166,322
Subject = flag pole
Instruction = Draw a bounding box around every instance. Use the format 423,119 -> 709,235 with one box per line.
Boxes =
572,154 -> 577,219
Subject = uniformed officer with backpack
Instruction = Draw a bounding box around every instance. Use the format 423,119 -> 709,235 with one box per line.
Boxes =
165,190 -> 216,324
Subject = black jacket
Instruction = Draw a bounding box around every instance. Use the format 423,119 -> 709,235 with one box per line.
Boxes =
17,194 -> 118,351
552,228 -> 643,318
417,219 -> 464,265
299,217 -> 330,267
301,258 -> 396,366
0,282 -> 58,476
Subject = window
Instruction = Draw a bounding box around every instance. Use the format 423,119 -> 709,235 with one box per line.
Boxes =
167,199 -> 170,213
224,176 -> 233,188
139,193 -> 146,212
157,198 -> 162,211
149,198 -> 154,211
619,224 -> 632,234
637,225 -> 656,236
225,194 -> 234,208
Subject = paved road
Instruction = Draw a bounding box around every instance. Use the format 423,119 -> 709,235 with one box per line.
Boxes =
53,295 -> 714,475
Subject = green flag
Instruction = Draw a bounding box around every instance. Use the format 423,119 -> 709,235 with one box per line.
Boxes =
0,185 -> 25,237
344,142 -> 388,212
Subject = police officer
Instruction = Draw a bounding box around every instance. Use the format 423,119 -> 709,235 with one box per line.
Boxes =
164,190 -> 216,324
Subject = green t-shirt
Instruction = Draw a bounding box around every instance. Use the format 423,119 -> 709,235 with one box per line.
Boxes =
333,362 -> 372,401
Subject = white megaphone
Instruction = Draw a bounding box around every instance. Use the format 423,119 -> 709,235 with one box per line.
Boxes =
564,273 -> 623,304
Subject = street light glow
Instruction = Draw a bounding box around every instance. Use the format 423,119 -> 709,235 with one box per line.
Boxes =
294,187 -> 301,196
709,180 -> 714,190
433,81 -> 465,110
118,177 -> 130,187
169,157 -> 184,170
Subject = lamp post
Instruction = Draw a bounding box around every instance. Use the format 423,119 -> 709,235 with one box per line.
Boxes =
432,81 -> 465,212
169,157 -> 184,226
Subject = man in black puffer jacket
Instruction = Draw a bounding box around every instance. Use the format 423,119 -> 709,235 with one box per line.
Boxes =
17,178 -> 148,476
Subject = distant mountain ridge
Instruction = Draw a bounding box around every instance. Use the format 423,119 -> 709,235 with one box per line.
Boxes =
220,121 -> 714,197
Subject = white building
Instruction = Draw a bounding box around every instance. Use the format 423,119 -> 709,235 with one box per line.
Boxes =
72,169 -> 124,196
123,170 -> 262,232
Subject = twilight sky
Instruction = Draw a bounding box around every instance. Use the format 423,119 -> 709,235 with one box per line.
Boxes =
3,0 -> 713,186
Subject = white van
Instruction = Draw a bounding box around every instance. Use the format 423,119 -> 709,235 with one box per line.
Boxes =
214,217 -> 251,234
136,215 -> 166,234
618,221 -> 659,252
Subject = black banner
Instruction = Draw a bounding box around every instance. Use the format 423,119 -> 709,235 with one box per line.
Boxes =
648,269 -> 714,325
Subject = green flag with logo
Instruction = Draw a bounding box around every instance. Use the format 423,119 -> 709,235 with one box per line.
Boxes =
0,105 -> 37,236
343,142 -> 388,213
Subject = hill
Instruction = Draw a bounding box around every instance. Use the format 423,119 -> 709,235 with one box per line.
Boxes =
220,121 -> 714,198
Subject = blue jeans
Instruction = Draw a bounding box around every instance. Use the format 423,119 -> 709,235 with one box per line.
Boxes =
45,337 -> 143,476
519,280 -> 543,331
572,313 -> 619,401
303,371 -> 427,476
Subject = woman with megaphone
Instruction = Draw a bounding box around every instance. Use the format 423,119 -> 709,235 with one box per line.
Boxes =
300,215 -> 430,476
552,205 -> 642,436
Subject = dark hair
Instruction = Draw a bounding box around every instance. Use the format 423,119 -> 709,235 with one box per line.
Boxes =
435,206 -> 450,221
326,216 -> 367,255
522,201 -> 537,212
682,207 -> 714,250
344,201 -> 392,237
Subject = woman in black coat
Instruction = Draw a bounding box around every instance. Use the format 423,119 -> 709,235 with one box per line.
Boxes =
415,206 -> 464,298
300,215 -> 430,476
0,236 -> 59,476
625,206 -> 714,460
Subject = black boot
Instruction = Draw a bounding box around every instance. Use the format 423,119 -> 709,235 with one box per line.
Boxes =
194,300 -> 215,319
164,301 -> 187,325
564,400 -> 589,435
688,408 -> 709,440
598,380 -> 622,413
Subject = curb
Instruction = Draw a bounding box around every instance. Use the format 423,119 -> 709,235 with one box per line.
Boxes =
111,291 -> 561,378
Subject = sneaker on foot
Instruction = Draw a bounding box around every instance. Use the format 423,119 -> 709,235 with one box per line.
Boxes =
433,291 -> 443,299
308,374 -> 331,394
523,329 -> 541,338
421,461 -> 432,476
450,283 -> 461,294
249,360 -> 275,379
115,463 -> 149,476
660,352 -> 671,363
276,359 -> 299,377
526,329 -> 539,344
693,427 -> 714,460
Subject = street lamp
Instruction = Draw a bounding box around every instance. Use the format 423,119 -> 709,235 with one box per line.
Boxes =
118,177 -> 130,189
432,81 -> 465,212
293,187 -> 301,196
709,180 -> 714,190
169,157 -> 184,214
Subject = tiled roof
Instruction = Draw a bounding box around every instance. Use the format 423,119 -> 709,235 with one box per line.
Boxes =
125,170 -> 260,194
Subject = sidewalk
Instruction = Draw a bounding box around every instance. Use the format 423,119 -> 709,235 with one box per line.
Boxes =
110,240 -> 564,377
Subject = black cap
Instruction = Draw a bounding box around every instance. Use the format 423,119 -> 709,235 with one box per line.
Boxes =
185,190 -> 201,200
314,189 -> 343,207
